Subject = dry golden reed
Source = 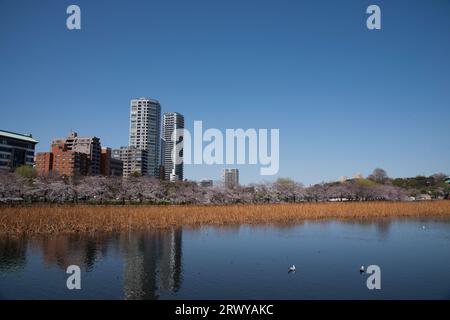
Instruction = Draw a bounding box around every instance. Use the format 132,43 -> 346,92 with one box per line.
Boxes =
1,201 -> 450,236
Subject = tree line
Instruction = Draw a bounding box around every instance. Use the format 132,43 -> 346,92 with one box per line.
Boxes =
0,167 -> 449,204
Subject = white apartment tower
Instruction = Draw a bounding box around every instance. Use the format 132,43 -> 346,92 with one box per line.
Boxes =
129,98 -> 161,176
161,112 -> 184,181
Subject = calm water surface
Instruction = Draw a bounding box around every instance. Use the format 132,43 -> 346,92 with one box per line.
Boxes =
1,219 -> 450,299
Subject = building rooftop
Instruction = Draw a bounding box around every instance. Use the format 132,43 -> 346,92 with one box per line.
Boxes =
0,130 -> 38,144
163,112 -> 184,116
132,98 -> 160,104
52,132 -> 99,143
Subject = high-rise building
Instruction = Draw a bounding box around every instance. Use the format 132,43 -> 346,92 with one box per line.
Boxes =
113,146 -> 148,177
223,168 -> 239,189
0,130 -> 38,171
161,112 -> 184,181
129,98 -> 161,176
52,132 -> 101,175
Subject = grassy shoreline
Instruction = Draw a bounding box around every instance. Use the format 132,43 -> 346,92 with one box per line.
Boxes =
1,201 -> 450,236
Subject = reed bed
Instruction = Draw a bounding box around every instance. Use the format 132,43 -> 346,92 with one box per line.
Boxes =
1,201 -> 450,236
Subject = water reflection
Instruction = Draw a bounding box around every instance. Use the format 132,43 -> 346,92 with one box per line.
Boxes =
1,219 -> 450,299
120,229 -> 182,299
0,237 -> 27,273
0,229 -> 182,300
35,235 -> 115,271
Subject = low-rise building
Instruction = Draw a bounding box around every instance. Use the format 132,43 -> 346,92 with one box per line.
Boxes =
35,141 -> 89,177
222,168 -> 239,189
101,147 -> 123,176
35,132 -> 109,178
110,158 -> 123,177
34,152 -> 53,175
415,194 -> 432,201
52,132 -> 101,175
113,146 -> 148,177
0,130 -> 38,171
199,180 -> 213,187
169,169 -> 178,182
158,165 -> 166,180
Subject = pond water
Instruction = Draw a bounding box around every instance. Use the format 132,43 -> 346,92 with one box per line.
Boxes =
1,219 -> 450,299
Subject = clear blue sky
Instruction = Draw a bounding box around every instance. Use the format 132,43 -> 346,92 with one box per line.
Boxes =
1,0 -> 449,184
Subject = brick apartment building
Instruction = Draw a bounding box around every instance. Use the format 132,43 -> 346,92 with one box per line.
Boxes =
35,132 -> 122,177
35,141 -> 89,177
51,132 -> 101,175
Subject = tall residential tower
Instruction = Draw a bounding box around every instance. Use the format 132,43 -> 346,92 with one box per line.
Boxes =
129,98 -> 161,176
161,112 -> 184,181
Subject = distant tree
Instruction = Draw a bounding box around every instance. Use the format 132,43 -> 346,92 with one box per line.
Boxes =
140,177 -> 164,203
46,180 -> 75,203
117,178 -> 136,204
444,184 -> 450,200
431,173 -> 448,182
130,171 -> 141,178
75,176 -> 117,203
273,178 -> 304,202
206,186 -> 233,204
328,183 -> 350,201
30,176 -> 54,202
252,182 -> 279,203
305,183 -> 329,202
125,176 -> 146,203
368,168 -> 388,184
0,171 -> 20,199
15,165 -> 36,179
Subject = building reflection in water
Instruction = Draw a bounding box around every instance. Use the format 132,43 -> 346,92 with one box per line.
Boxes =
121,228 -> 183,300
0,228 -> 183,300
35,234 -> 117,272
